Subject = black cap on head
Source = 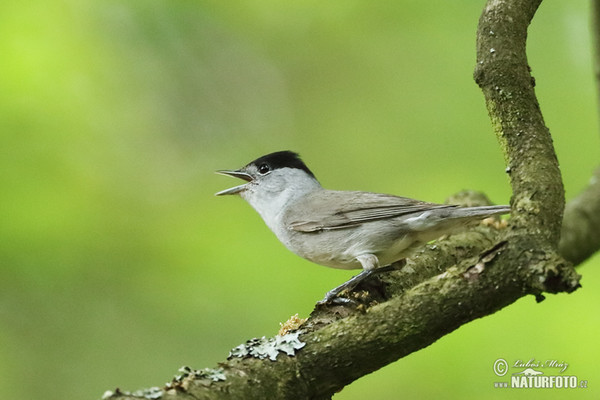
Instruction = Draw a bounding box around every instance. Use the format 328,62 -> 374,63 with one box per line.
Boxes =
248,151 -> 316,179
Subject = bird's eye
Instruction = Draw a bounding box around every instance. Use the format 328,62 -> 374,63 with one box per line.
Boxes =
258,163 -> 270,174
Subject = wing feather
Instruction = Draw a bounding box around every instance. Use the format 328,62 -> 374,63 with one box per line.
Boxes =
287,190 -> 454,232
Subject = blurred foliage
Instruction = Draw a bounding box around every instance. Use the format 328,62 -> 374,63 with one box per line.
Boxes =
0,1 -> 598,399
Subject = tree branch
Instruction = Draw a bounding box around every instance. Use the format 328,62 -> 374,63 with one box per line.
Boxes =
104,1 -> 590,399
473,0 -> 564,247
559,168 -> 600,264
556,0 -> 600,265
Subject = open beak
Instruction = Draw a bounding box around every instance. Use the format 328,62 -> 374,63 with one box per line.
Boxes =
215,169 -> 253,196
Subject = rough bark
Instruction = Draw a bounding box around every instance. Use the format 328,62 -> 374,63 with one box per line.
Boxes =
104,1 -> 596,399
473,0 -> 564,247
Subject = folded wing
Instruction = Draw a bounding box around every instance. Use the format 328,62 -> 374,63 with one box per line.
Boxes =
287,190 -> 455,232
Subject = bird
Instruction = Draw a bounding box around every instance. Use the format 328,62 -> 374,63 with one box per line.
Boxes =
216,151 -> 510,303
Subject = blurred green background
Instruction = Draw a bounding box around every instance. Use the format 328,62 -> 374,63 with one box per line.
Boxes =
1,1 -> 598,399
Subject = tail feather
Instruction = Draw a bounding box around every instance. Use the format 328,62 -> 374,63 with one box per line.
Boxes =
409,204 -> 510,233
452,205 -> 511,218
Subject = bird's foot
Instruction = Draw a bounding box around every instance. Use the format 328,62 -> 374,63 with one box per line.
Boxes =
317,270 -> 372,305
316,263 -> 403,306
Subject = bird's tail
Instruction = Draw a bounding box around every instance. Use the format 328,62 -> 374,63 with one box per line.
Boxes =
451,205 -> 510,219
415,204 -> 510,234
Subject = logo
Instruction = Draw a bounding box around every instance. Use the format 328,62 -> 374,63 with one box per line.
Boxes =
492,358 -> 588,389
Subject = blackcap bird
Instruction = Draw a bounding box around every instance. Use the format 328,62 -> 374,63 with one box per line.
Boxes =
217,151 -> 509,303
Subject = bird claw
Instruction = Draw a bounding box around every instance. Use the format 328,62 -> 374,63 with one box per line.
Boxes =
316,263 -> 402,306
316,297 -> 354,307
316,290 -> 356,306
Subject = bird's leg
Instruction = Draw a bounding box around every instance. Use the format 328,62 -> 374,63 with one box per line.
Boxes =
319,254 -> 382,304
319,269 -> 375,304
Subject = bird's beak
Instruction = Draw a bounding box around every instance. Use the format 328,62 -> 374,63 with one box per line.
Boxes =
215,169 -> 253,196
